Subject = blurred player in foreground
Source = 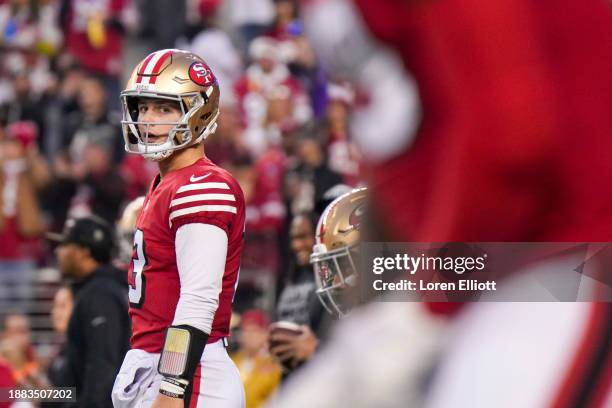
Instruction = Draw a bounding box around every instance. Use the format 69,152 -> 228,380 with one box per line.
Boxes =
111,49 -> 246,408
115,196 -> 145,269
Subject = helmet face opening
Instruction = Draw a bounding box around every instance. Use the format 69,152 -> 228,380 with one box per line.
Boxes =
121,91 -> 201,159
311,244 -> 359,317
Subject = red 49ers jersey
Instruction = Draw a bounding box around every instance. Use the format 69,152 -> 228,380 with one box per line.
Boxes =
128,157 -> 245,352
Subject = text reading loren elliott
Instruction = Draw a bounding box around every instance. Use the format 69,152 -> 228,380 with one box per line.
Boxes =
373,279 -> 497,291
371,253 -> 497,292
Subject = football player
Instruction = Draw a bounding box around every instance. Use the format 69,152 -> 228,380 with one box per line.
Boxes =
269,187 -> 446,408
111,49 -> 245,408
310,187 -> 367,318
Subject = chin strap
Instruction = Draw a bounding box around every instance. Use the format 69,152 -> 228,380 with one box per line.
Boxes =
143,150 -> 174,161
190,111 -> 220,147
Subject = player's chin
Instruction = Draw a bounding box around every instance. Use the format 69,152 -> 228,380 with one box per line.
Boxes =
147,135 -> 168,144
136,130 -> 168,144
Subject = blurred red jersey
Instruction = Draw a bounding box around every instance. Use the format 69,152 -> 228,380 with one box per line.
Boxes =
0,360 -> 14,408
128,157 -> 245,352
353,0 -> 612,243
349,0 -> 612,319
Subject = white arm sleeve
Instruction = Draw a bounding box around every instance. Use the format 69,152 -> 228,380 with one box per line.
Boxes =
172,223 -> 228,334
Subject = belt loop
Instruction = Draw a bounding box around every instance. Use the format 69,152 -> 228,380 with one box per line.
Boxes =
222,337 -> 229,348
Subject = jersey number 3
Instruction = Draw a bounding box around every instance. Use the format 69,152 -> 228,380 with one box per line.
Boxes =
129,229 -> 148,308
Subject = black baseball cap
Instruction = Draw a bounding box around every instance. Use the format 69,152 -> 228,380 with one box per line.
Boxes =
46,215 -> 115,263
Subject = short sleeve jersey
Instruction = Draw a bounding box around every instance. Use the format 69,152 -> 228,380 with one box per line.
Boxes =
128,156 -> 245,352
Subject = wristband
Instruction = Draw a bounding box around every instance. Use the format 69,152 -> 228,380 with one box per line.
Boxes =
159,377 -> 189,399
158,324 -> 208,399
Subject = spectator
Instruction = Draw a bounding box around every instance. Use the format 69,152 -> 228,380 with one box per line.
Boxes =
0,0 -> 62,109
135,0 -> 186,49
268,0 -> 299,40
235,36 -> 311,156
44,76 -> 126,228
45,285 -> 74,401
284,123 -> 344,216
51,285 -> 73,338
119,152 -> 157,201
60,0 -> 128,108
62,75 -> 122,162
0,312 -> 43,388
204,104 -> 249,168
47,140 -> 125,230
266,0 -> 325,116
231,309 -> 281,408
240,145 -> 286,306
48,215 -> 130,407
0,66 -> 45,137
0,357 -> 16,408
325,82 -> 360,184
0,0 -> 62,55
247,145 -> 286,233
187,0 -> 244,108
0,122 -> 48,300
269,213 -> 325,375
39,62 -> 85,161
229,0 -> 275,53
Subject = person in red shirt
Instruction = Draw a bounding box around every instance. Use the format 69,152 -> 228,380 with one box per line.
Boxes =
61,0 -> 126,77
111,50 -> 245,408
0,121 -> 46,300
61,0 -> 128,110
234,36 -> 312,156
0,359 -> 15,408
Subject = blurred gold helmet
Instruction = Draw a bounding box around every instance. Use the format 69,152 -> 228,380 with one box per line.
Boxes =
310,187 -> 367,316
121,49 -> 220,161
117,196 -> 144,265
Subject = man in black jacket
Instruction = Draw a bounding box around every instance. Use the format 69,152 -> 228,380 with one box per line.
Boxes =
48,215 -> 130,407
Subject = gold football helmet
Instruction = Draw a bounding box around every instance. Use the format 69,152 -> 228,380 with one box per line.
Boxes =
121,49 -> 220,161
310,187 -> 367,316
117,196 -> 144,265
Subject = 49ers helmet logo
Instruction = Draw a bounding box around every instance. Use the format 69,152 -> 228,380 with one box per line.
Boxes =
349,205 -> 364,230
339,204 -> 364,234
188,62 -> 216,86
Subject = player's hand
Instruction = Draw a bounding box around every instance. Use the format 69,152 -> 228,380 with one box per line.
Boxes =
269,324 -> 318,367
150,393 -> 184,408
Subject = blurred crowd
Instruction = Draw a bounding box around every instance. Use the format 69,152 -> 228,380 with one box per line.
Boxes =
0,0 -> 361,283
0,0 -> 362,405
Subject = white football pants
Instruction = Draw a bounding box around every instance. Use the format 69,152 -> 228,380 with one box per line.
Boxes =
112,339 -> 245,408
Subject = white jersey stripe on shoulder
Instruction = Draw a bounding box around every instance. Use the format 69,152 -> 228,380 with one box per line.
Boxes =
170,193 -> 235,207
176,182 -> 230,194
170,205 -> 237,222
